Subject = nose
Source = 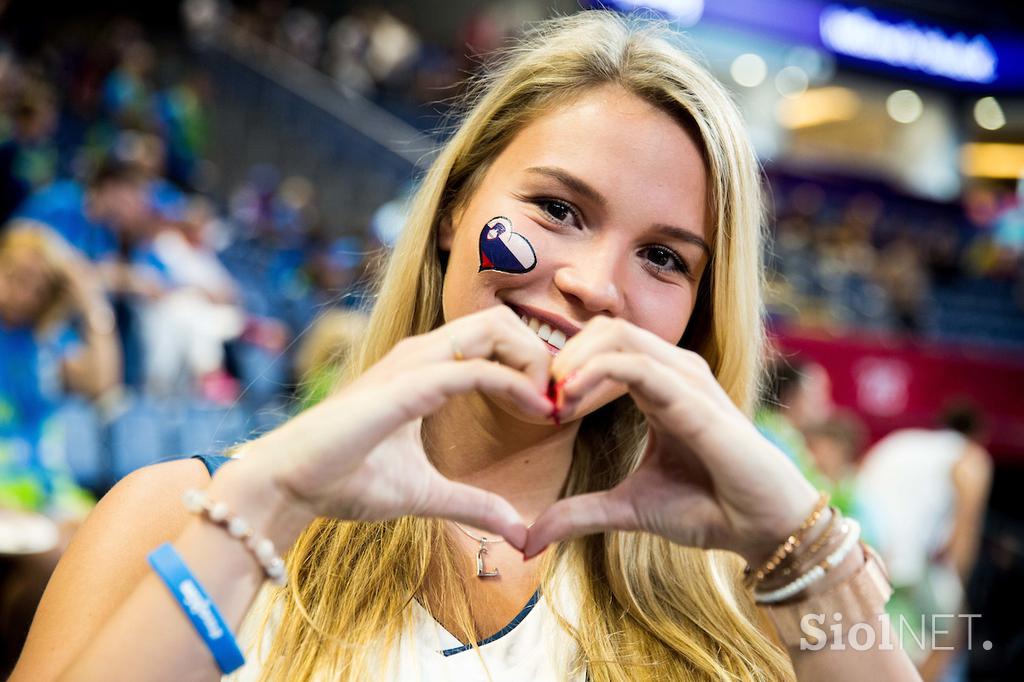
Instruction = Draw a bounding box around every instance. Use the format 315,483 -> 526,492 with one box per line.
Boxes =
552,241 -> 626,316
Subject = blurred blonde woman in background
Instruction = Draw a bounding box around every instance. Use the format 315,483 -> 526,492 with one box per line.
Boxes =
293,309 -> 369,409
15,12 -> 918,681
0,224 -> 119,676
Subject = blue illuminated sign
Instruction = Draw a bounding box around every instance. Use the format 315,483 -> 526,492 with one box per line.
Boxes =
590,0 -> 1024,91
819,5 -> 997,84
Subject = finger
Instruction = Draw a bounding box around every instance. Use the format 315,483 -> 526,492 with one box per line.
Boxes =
446,305 -> 552,392
552,317 -> 723,405
558,352 -> 725,462
522,490 -> 637,559
419,477 -> 528,551
395,305 -> 550,393
376,359 -> 552,438
304,359 -> 553,479
552,316 -> 653,380
560,352 -> 685,415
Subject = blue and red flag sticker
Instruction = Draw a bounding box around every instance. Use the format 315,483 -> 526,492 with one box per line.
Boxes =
478,217 -> 537,274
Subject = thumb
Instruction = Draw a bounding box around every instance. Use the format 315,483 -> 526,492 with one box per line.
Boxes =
522,490 -> 637,560
419,478 -> 529,552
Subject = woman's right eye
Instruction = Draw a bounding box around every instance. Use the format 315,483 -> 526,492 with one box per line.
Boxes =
533,198 -> 582,228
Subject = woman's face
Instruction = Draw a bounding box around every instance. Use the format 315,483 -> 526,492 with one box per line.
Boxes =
0,247 -> 58,327
440,84 -> 711,422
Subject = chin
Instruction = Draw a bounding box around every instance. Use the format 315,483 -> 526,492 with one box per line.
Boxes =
486,391 -> 613,427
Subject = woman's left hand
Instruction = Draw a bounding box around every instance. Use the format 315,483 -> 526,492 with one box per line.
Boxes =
522,316 -> 820,565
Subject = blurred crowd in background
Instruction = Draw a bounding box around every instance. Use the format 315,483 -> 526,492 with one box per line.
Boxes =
0,0 -> 1021,679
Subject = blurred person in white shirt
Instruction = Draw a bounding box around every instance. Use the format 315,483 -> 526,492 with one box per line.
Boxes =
142,195 -> 243,399
855,402 -> 993,680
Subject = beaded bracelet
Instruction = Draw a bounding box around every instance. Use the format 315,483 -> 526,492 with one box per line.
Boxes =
753,518 -> 862,604
743,491 -> 830,588
182,488 -> 287,586
774,505 -> 840,582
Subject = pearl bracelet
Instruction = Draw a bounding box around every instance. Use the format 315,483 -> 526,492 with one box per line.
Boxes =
753,519 -> 861,604
182,488 -> 287,587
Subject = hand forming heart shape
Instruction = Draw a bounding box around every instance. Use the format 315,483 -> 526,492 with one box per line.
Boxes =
520,316 -> 821,566
242,306 -> 819,569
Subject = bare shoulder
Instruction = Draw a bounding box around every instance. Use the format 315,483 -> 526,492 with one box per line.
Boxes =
11,458 -> 217,681
953,442 -> 994,488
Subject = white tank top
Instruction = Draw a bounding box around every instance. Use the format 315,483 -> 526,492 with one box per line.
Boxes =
854,428 -> 966,586
229,565 -> 586,682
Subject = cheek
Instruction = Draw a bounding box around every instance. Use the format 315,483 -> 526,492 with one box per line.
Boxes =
629,280 -> 694,343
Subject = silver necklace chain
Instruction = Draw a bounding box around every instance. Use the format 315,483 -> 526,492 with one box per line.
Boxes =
449,520 -> 535,578
450,521 -> 506,546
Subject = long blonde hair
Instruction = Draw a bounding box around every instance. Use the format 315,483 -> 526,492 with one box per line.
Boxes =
236,11 -> 792,681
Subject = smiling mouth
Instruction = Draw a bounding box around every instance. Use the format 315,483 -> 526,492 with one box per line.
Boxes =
506,304 -> 574,351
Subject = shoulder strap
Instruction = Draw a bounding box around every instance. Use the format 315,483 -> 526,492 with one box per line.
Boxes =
191,454 -> 233,477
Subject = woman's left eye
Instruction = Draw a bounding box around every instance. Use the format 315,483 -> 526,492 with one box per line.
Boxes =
639,245 -> 691,277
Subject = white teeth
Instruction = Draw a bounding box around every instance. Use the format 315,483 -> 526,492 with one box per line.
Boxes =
519,312 -> 567,349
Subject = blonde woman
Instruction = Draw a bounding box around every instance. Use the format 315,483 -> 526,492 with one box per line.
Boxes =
14,12 -> 919,681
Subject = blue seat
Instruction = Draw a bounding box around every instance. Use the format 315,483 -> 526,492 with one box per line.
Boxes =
179,404 -> 248,455
59,399 -> 104,490
110,398 -> 179,480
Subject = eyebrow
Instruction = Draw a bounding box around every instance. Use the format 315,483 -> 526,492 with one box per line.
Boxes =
524,165 -> 711,256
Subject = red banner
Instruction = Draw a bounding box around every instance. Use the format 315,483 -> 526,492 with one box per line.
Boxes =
771,327 -> 1024,462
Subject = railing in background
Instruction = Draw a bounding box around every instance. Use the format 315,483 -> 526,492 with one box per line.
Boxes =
190,22 -> 437,232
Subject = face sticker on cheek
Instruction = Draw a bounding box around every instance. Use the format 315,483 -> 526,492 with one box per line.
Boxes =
478,216 -> 537,274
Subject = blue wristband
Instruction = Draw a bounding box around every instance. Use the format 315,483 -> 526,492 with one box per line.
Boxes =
148,542 -> 246,673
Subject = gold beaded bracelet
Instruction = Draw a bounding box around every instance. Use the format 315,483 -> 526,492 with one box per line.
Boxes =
773,505 -> 841,583
743,491 -> 830,589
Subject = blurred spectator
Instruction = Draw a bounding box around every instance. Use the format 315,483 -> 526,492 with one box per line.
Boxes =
803,410 -> 867,521
293,308 -> 367,410
142,195 -> 244,399
874,231 -> 930,333
922,221 -> 963,286
0,226 -> 118,517
278,7 -> 325,66
0,228 -> 120,674
324,9 -> 420,99
855,402 -> 993,676
13,157 -> 149,263
991,182 -> 1024,261
101,39 -> 156,128
153,70 -> 209,188
15,157 -> 164,387
755,356 -> 841,510
0,80 -> 59,224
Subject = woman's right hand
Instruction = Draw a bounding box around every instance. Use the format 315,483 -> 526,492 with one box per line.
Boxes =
237,305 -> 553,550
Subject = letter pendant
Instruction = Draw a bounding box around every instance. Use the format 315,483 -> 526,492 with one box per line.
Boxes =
476,541 -> 500,578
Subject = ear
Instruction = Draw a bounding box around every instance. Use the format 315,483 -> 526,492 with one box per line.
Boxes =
438,213 -> 455,251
